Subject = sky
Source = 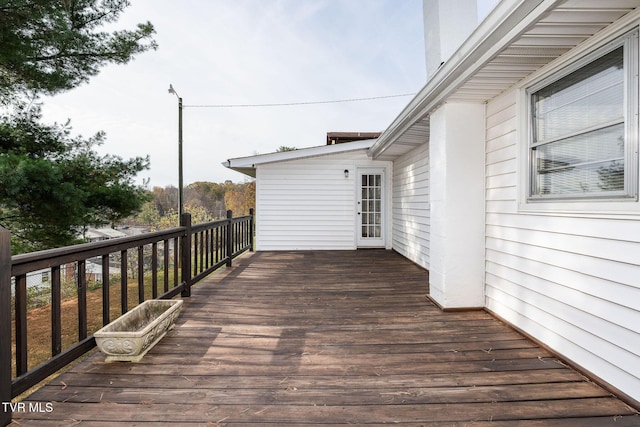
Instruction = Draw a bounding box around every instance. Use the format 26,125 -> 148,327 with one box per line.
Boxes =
40,0 -> 498,188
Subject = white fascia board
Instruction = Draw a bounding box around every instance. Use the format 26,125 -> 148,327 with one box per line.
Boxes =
369,0 -> 564,159
223,139 -> 376,176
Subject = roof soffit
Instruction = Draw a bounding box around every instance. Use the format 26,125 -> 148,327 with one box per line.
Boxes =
370,0 -> 640,160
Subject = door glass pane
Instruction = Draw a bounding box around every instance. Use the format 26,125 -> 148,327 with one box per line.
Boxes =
360,173 -> 382,239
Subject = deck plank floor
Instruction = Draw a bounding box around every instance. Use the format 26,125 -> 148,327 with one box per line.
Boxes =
13,250 -> 639,425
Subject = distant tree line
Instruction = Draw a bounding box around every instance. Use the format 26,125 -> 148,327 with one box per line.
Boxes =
131,181 -> 255,230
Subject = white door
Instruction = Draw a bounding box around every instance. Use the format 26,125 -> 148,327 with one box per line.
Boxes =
357,169 -> 385,248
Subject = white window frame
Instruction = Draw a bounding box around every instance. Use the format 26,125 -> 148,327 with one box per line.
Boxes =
521,29 -> 639,212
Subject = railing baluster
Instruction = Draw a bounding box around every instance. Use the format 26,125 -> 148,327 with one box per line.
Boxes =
173,238 -> 179,287
120,249 -> 128,315
152,242 -> 158,299
215,227 -> 219,263
199,231 -> 204,273
206,229 -> 211,268
15,273 -> 28,375
193,232 -> 199,276
137,245 -> 144,304
236,221 -> 240,253
242,220 -> 246,249
249,208 -> 255,251
163,239 -> 169,293
51,266 -> 62,355
101,255 -> 110,326
226,210 -> 233,266
77,260 -> 87,341
244,220 -> 247,249
244,218 -> 248,249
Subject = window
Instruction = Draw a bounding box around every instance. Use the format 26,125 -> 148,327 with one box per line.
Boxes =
528,30 -> 638,201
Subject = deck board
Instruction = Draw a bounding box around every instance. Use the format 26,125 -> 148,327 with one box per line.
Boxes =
12,250 -> 639,425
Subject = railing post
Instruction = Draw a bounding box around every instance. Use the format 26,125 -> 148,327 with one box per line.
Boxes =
0,228 -> 12,426
180,213 -> 192,297
226,210 -> 233,267
249,208 -> 255,252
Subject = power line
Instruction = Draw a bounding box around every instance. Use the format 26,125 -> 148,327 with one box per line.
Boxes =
184,93 -> 416,108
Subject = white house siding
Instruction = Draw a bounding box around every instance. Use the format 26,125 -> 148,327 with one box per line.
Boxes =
255,151 -> 390,251
392,143 -> 430,269
484,89 -> 640,402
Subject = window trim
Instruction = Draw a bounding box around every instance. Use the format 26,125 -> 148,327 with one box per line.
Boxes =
524,29 -> 639,204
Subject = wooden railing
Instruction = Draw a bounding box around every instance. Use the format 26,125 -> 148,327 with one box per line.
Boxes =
0,209 -> 253,425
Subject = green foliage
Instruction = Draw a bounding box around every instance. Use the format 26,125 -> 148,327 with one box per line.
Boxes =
0,105 -> 151,253
277,146 -> 296,152
0,0 -> 157,253
0,0 -> 157,101
136,200 -> 161,225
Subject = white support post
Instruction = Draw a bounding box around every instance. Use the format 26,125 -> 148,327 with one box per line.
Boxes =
428,102 -> 486,309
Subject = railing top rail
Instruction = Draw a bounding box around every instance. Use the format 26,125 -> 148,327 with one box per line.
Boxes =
11,226 -> 186,276
231,215 -> 252,224
190,217 -> 230,233
189,215 -> 252,232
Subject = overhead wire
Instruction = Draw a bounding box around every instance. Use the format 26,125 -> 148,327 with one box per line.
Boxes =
183,93 -> 416,108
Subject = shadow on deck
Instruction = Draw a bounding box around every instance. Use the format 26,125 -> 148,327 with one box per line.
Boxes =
12,250 -> 639,425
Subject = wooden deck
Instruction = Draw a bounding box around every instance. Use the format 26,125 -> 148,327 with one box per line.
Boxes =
12,250 -> 639,426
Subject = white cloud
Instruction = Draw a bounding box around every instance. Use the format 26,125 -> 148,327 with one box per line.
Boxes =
40,0 -> 425,187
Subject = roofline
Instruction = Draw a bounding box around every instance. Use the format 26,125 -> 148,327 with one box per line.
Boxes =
223,139 -> 377,177
368,0 -> 563,159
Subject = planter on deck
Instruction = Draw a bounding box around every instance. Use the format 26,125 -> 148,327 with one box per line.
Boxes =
94,299 -> 183,362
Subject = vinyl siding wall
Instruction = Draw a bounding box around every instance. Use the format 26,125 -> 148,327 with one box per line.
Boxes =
255,151 -> 389,251
392,143 -> 430,270
485,89 -> 640,403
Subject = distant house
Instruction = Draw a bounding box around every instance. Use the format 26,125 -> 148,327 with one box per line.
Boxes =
82,227 -> 127,282
225,0 -> 640,406
326,131 -> 381,145
84,227 -> 128,242
22,228 -> 127,290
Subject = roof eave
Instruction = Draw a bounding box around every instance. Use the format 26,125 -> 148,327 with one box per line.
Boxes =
368,0 -> 564,159
223,139 -> 377,178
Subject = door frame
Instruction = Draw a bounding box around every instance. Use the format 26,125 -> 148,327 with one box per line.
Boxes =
356,167 -> 388,248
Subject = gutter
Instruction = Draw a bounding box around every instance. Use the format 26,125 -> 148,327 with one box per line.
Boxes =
368,0 -> 563,159
224,138 -> 377,177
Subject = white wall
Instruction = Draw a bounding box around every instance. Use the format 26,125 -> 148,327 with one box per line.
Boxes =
392,142 -> 430,270
255,151 -> 391,251
485,88 -> 640,403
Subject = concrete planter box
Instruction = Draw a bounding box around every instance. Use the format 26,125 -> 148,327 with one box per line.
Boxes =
94,299 -> 183,362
